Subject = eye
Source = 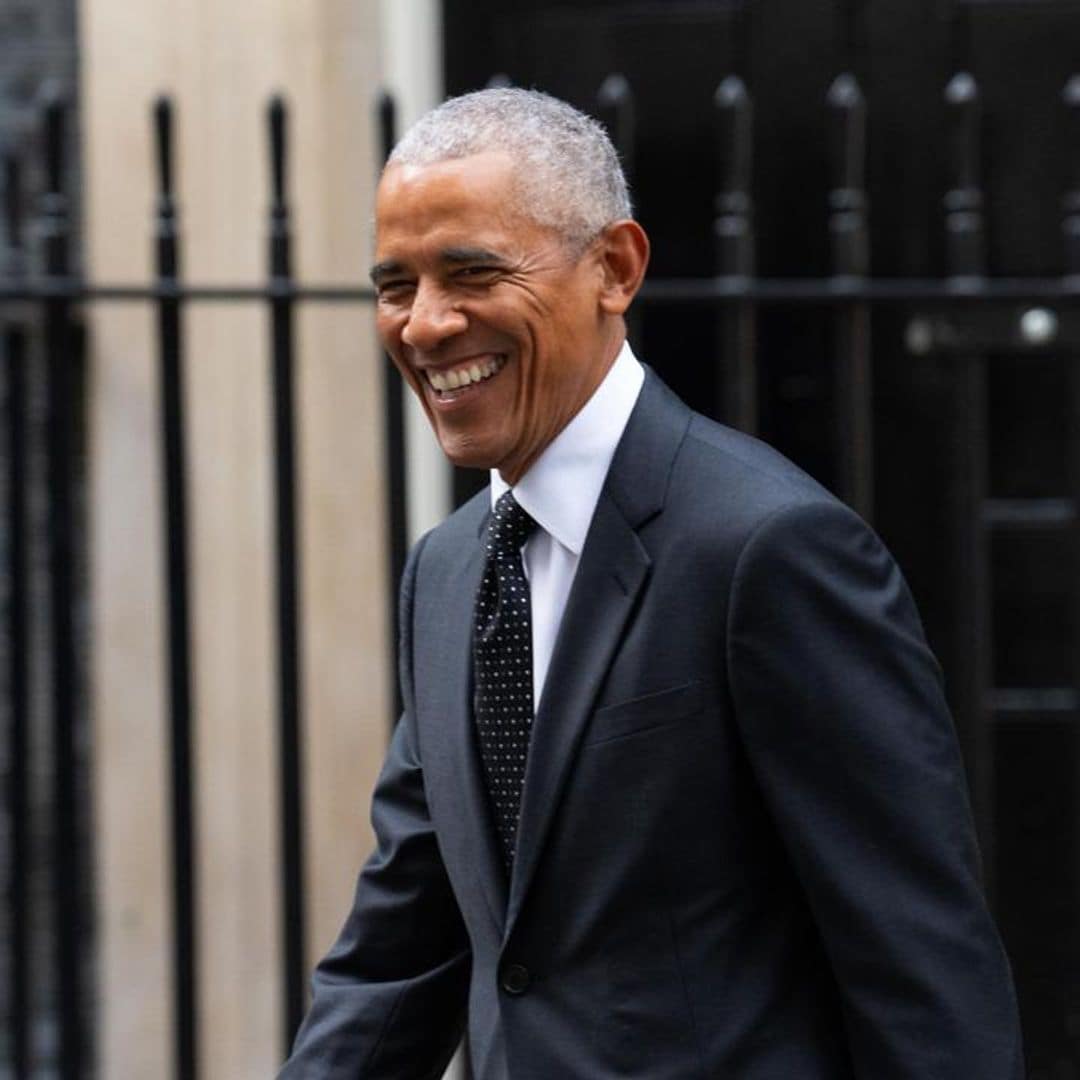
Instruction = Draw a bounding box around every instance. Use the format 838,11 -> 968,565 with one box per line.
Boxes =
376,279 -> 415,299
455,265 -> 501,283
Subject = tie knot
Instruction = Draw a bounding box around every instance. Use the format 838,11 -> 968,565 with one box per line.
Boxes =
488,491 -> 536,554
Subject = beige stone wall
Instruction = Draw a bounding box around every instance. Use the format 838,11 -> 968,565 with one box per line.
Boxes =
82,1 -> 395,1075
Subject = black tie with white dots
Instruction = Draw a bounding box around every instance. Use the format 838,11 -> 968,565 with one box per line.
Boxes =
473,490 -> 538,871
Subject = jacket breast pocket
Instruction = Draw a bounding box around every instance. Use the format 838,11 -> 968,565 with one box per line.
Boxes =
585,680 -> 703,747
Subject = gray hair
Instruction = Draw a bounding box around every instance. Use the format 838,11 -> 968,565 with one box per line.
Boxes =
387,87 -> 633,252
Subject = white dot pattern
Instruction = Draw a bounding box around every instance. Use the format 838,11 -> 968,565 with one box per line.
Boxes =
473,491 -> 538,871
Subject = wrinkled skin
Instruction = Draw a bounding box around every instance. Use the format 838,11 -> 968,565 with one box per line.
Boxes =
372,150 -> 649,483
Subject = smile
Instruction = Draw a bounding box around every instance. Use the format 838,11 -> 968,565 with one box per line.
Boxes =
425,354 -> 506,396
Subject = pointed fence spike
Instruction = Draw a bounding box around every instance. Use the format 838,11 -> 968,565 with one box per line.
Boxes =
946,71 -> 979,108
827,73 -> 868,277
37,82 -> 70,275
268,94 -> 288,207
3,153 -> 23,254
711,73 -> 756,429
714,75 -> 753,208
827,72 -> 864,111
713,75 -> 754,277
596,74 -> 635,186
1065,73 -> 1080,108
151,96 -> 179,278
154,95 -> 174,200
946,71 -> 982,193
41,83 -> 65,198
597,72 -> 631,110
827,73 -> 866,197
944,72 -> 985,277
377,90 -> 396,165
1063,75 -> 1080,275
714,74 -> 749,111
266,95 -> 291,279
1065,75 -> 1080,194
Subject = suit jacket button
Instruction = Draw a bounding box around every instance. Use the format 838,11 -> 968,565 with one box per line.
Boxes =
501,963 -> 531,995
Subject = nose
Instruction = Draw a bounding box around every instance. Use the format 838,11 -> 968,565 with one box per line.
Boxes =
400,279 -> 468,352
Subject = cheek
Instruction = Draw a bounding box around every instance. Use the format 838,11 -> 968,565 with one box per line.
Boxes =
375,318 -> 407,369
376,306 -> 407,348
399,365 -> 427,405
383,345 -> 428,406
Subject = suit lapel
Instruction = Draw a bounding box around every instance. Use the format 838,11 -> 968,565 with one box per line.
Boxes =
422,517 -> 509,934
505,371 -> 692,935
507,491 -> 650,932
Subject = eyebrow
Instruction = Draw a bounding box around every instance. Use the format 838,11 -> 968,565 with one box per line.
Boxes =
369,246 -> 509,285
441,246 -> 506,266
369,259 -> 405,286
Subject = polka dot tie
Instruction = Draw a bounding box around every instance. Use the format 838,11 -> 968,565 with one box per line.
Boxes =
473,491 -> 538,871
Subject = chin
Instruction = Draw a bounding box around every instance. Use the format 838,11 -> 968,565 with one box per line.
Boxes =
437,435 -> 500,474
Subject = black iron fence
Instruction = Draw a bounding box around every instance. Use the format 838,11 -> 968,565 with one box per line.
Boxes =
1,87 -> 407,1079
1,64 -> 1078,1078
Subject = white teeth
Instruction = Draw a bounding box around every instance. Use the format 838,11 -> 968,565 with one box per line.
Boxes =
426,355 -> 505,393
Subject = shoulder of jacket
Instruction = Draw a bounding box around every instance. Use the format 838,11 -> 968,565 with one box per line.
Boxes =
413,486 -> 489,562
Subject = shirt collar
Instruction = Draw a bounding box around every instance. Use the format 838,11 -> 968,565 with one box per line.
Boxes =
490,340 -> 645,555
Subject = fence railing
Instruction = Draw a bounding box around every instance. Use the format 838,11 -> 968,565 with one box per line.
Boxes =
2,86 -> 405,1079
1,65 -> 1079,1078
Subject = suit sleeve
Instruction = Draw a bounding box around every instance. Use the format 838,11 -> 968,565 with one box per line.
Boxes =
727,499 -> 1023,1079
279,535 -> 471,1079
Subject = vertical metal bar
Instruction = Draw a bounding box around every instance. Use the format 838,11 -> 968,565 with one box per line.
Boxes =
714,76 -> 757,433
945,74 -> 986,281
377,90 -> 407,721
597,74 -> 636,196
153,96 -> 198,1080
596,75 -> 640,346
1064,76 -> 1080,281
944,71 -> 994,899
1064,76 -> 1080,920
39,87 -> 81,1080
4,323 -> 30,1080
827,73 -> 873,519
266,94 -> 307,1051
2,152 -> 21,261
4,150 -> 31,1080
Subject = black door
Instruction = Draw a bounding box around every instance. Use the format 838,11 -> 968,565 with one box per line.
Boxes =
444,0 -> 1080,1073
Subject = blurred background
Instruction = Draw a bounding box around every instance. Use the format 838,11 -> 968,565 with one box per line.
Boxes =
1,0 -> 1078,1077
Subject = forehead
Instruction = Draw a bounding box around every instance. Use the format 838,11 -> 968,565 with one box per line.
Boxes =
374,151 -> 541,258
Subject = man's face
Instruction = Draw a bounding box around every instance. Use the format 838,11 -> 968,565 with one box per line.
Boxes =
372,150 -> 617,483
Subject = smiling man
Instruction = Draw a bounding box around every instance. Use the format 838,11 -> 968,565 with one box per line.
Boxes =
370,144 -> 643,482
280,89 -> 1022,1079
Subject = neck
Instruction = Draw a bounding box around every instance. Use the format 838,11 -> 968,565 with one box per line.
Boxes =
498,329 -> 627,487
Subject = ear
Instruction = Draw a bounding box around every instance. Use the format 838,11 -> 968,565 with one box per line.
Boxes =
596,220 -> 650,316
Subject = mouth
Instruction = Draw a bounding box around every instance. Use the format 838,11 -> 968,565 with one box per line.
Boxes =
423,354 -> 507,402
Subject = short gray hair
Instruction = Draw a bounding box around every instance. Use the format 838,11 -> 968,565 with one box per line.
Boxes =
387,87 -> 633,252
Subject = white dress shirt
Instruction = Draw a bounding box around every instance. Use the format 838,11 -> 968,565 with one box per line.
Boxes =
490,340 -> 645,711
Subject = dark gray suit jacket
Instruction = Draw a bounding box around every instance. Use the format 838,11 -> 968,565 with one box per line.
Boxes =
281,371 -> 1023,1079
